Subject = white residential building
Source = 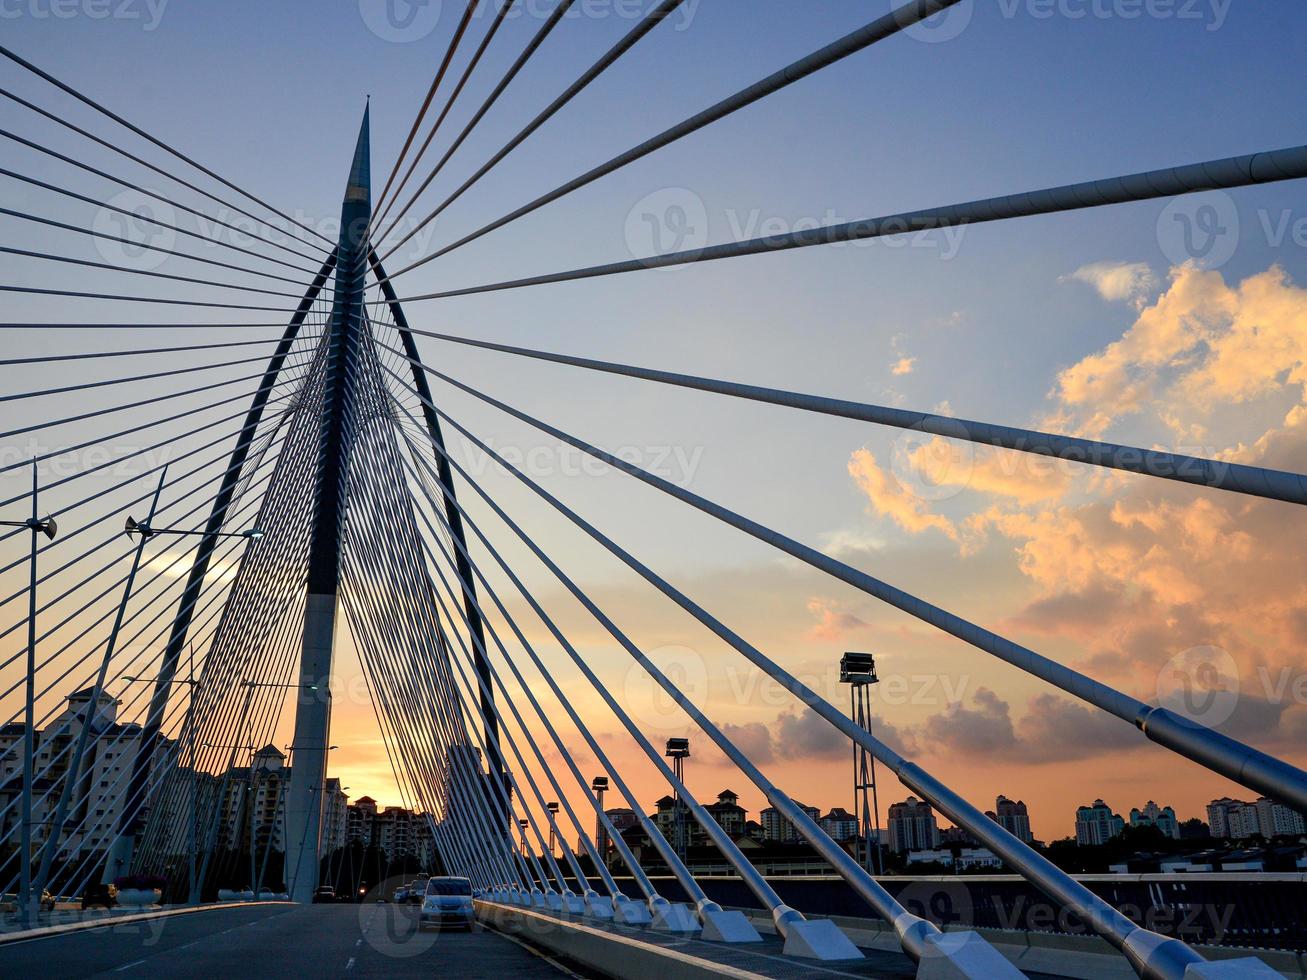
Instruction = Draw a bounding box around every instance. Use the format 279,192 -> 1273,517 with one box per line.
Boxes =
1075,800 -> 1124,846
888,797 -> 940,853
1208,797 -> 1306,839
1130,800 -> 1180,839
0,688 -> 173,860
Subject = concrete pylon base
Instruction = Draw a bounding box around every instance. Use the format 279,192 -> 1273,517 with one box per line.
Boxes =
563,894 -> 587,916
545,893 -> 563,912
782,919 -> 864,961
917,931 -> 1023,978
1183,961 -> 1283,978
650,902 -> 700,933
614,901 -> 652,925
585,896 -> 614,919
700,909 -> 763,943
532,893 -> 549,909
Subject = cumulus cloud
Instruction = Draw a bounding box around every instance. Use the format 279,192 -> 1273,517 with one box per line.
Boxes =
847,447 -> 959,541
775,708 -> 851,760
845,438 -> 1071,542
718,721 -> 776,765
905,688 -> 1146,764
891,356 -> 916,376
836,264 -> 1307,774
971,265 -> 1307,732
917,687 -> 1017,756
1065,260 -> 1159,309
710,708 -> 863,768
1051,264 -> 1307,438
805,597 -> 870,641
913,437 -> 1072,505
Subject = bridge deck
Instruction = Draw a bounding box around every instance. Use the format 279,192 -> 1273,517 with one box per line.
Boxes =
0,903 -> 573,979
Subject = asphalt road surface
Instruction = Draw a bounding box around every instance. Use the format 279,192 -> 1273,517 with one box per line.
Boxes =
0,903 -> 578,978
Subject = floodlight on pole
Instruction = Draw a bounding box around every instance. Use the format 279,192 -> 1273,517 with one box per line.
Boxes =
546,802 -> 559,857
841,652 -> 884,876
591,776 -> 609,866
2,461 -> 58,927
665,738 -> 690,861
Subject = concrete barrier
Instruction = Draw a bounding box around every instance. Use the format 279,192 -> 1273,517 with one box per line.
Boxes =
729,907 -> 1307,979
475,901 -> 766,980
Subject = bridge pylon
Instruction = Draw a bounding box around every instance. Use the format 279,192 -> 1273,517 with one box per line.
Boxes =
283,105 -> 372,904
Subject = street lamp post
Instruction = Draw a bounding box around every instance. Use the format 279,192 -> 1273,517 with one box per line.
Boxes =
1,461 -> 58,927
89,486 -> 265,896
122,654 -> 201,905
841,652 -> 884,875
665,738 -> 690,861
31,471 -> 169,910
591,776 -> 609,869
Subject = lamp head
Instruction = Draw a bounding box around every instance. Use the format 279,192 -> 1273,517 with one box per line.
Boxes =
124,516 -> 154,540
840,651 -> 879,686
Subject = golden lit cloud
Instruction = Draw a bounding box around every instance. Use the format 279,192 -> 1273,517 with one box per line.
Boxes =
847,447 -> 958,540
891,356 -> 916,376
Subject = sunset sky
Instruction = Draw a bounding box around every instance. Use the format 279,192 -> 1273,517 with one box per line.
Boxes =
3,1 -> 1306,843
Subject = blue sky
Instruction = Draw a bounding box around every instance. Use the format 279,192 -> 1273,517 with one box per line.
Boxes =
4,1 -> 1307,833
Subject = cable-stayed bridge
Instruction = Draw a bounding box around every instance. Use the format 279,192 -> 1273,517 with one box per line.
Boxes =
0,2 -> 1304,977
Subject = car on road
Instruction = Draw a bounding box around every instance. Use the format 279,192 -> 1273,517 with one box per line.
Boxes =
81,883 -> 118,910
419,877 -> 474,931
392,885 -> 408,904
312,886 -> 336,904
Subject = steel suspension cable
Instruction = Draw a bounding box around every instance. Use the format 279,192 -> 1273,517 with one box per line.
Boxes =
0,128 -> 325,267
0,207 -> 322,289
384,374 -> 1220,975
0,43 -> 337,251
0,168 -> 321,277
374,0 -> 959,283
377,0 -> 683,260
416,361 -> 1307,816
368,0 -> 485,231
393,331 -> 1307,506
368,0 -> 558,253
386,141 -> 1307,300
0,86 -> 332,260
